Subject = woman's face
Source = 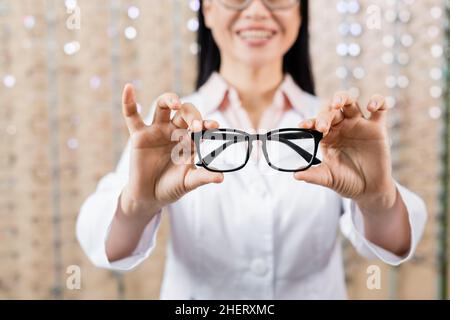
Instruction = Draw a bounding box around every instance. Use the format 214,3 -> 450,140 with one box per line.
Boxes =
203,0 -> 301,68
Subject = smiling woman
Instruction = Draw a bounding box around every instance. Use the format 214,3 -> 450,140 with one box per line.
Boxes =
76,0 -> 428,299
204,0 -> 300,53
197,0 -> 315,96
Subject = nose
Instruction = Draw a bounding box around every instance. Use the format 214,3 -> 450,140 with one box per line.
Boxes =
242,0 -> 271,20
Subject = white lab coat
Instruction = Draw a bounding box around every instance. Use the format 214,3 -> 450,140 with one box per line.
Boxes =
76,76 -> 427,299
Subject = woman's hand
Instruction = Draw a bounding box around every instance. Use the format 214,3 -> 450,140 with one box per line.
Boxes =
295,92 -> 412,256
295,92 -> 397,209
120,84 -> 224,219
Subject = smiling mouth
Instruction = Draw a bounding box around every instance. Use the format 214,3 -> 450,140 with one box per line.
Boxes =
236,29 -> 277,41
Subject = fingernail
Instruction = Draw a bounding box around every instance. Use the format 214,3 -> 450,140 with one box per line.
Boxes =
300,120 -> 310,127
369,100 -> 378,109
192,120 -> 202,131
317,120 -> 327,130
333,96 -> 342,106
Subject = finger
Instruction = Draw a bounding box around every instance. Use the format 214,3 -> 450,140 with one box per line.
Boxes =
122,84 -> 145,133
184,167 -> 224,193
171,111 -> 188,129
153,92 -> 181,124
171,114 -> 220,133
293,165 -> 332,188
189,120 -> 219,151
298,118 -> 316,129
367,94 -> 387,122
314,107 -> 345,136
171,102 -> 204,132
331,91 -> 362,119
204,119 -> 220,130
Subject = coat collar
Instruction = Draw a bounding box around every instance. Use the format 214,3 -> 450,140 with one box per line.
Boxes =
197,71 -> 322,120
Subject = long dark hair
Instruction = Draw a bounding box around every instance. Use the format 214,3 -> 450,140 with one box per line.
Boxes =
196,0 -> 315,95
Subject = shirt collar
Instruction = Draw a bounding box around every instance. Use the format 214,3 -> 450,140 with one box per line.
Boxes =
198,71 -> 311,117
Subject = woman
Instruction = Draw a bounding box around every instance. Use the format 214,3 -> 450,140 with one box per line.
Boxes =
77,0 -> 427,299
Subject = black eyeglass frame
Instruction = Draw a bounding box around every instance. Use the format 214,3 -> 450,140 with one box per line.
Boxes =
191,128 -> 323,173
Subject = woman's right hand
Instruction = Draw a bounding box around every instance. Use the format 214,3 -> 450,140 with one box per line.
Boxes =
120,84 -> 224,220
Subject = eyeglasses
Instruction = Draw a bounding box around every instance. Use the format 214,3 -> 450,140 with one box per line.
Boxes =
217,0 -> 300,11
191,128 -> 322,173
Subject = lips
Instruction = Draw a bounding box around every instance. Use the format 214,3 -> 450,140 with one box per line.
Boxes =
237,29 -> 276,40
236,27 -> 277,45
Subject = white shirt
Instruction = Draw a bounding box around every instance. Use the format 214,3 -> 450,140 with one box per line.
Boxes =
76,73 -> 427,299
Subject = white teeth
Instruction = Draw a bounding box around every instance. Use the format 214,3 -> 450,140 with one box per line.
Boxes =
238,30 -> 273,40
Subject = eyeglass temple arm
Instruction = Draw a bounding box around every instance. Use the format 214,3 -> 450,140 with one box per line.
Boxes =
277,137 -> 321,165
198,140 -> 238,166
198,136 -> 321,166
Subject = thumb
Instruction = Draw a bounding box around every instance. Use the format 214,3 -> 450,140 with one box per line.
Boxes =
184,167 -> 224,193
293,165 -> 332,188
122,83 -> 145,133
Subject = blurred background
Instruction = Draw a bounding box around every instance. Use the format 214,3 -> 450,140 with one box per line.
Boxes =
0,0 -> 448,299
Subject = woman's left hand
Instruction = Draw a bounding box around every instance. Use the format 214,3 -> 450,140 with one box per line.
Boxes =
295,91 -> 397,209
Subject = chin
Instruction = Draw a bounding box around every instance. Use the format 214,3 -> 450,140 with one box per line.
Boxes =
234,53 -> 280,69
